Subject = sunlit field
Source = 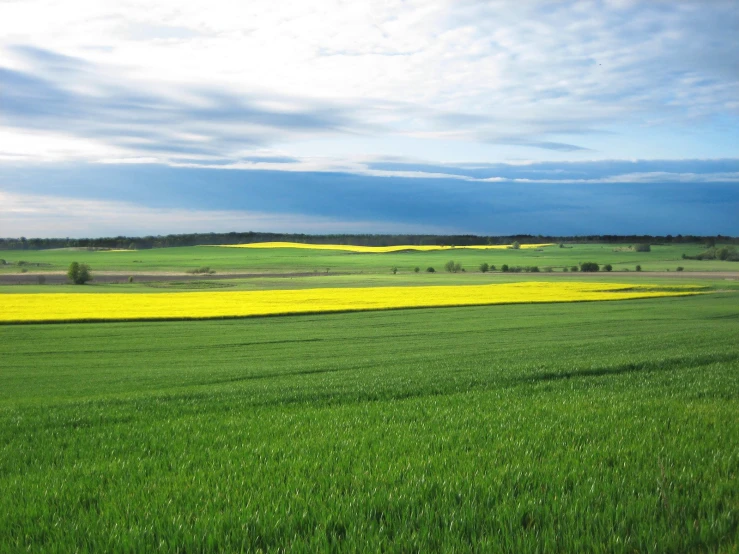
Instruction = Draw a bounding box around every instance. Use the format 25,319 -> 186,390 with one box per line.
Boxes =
1,242 -> 737,275
1,242 -> 737,552
1,293 -> 737,552
219,241 -> 554,252
0,281 -> 703,323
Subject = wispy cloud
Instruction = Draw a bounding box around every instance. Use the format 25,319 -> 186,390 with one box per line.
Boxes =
1,0 -> 738,163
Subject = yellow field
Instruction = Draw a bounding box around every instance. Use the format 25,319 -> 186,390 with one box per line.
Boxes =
0,282 -> 701,323
216,242 -> 554,253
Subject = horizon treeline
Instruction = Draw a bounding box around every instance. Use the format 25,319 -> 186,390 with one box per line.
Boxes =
1,232 -> 737,251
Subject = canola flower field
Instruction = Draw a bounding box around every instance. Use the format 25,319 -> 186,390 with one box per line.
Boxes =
218,241 -> 555,252
0,281 -> 702,323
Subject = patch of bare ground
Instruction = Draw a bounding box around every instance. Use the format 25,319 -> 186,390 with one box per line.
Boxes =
0,271 -> 350,285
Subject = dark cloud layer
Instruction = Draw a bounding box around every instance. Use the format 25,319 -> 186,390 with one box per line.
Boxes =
1,161 -> 737,235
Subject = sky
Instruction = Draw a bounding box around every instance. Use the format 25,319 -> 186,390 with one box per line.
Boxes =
1,0 -> 738,238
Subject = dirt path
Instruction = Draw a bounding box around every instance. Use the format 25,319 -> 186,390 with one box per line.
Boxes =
0,271 -> 348,285
1,270 -> 736,286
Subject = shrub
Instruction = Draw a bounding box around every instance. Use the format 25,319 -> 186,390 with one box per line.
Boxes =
718,246 -> 739,261
634,244 -> 651,252
489,265 -> 496,271
128,276 -> 135,283
676,266 -> 684,272
444,260 -> 462,273
509,241 -> 521,250
635,265 -> 642,272
603,264 -> 612,272
501,264 -> 509,272
67,262 -> 92,285
414,266 -> 420,273
570,266 -> 579,272
391,266 -> 398,274
0,259 -> 5,265
563,266 -> 568,272
479,262 -> 489,273
580,262 -> 599,272
525,266 -> 540,273
186,266 -> 216,275
426,267 -> 435,273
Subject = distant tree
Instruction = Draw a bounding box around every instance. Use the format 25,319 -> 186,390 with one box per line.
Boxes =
67,262 -> 92,284
580,262 -> 599,272
479,262 -> 489,273
444,260 -> 462,273
563,266 -> 568,272
676,266 -> 684,271
510,241 -> 521,250
634,244 -> 651,252
635,265 -> 642,272
426,267 -> 435,273
414,266 -> 420,273
391,266 -> 398,274
603,264 -> 613,272
489,265 -> 496,272
570,265 -> 579,272
501,264 -> 509,272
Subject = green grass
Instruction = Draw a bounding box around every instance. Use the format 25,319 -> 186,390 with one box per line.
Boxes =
1,242 -> 737,275
1,293 -> 737,552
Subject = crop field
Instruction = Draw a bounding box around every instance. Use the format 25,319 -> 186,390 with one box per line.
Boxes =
1,242 -> 737,552
0,281 -> 703,323
220,241 -> 554,252
2,242 -> 738,275
0,293 -> 737,552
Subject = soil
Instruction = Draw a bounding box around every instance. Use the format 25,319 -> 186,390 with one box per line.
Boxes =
0,270 -> 736,286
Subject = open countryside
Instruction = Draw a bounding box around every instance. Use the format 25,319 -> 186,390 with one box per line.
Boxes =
1,239 -> 737,552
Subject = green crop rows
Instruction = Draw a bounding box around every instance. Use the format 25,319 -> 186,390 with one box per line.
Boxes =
1,293 -> 737,552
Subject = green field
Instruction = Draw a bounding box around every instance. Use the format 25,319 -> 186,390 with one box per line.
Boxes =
2,242 -> 737,275
2,292 -> 738,552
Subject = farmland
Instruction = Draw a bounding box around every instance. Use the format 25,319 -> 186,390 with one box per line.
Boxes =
1,242 -> 738,552
2,242 -> 737,276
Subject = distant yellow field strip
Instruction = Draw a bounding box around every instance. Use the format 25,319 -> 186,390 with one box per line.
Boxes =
216,242 -> 554,253
0,282 -> 702,323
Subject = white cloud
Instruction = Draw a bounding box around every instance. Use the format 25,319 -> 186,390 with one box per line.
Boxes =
1,0 -> 737,164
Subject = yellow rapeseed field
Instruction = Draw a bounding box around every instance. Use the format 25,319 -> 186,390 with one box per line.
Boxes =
0,282 -> 701,323
216,242 -> 554,252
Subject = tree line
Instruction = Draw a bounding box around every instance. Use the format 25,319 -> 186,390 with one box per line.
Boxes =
0,232 -> 737,251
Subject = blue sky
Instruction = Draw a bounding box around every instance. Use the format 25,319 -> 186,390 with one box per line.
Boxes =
1,0 -> 737,237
